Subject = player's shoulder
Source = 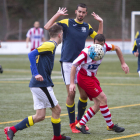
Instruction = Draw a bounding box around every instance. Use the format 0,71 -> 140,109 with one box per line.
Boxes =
58,19 -> 69,23
83,46 -> 91,53
42,41 -> 55,46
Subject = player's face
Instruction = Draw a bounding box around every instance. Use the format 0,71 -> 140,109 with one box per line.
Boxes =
94,40 -> 105,46
75,7 -> 87,22
34,22 -> 40,28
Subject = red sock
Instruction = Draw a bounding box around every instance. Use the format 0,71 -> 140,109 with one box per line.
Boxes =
79,107 -> 95,125
53,135 -> 62,140
100,105 -> 114,128
10,126 -> 17,134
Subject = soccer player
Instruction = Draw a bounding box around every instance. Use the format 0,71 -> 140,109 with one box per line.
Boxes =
26,21 -> 45,51
0,41 -> 3,73
69,34 -> 129,134
44,3 -> 103,133
4,24 -> 71,140
132,38 -> 140,77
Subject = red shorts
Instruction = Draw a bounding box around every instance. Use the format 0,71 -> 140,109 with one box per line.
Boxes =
77,72 -> 102,100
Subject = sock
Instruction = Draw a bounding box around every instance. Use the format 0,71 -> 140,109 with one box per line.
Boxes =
51,117 -> 61,137
138,71 -> 140,77
77,97 -> 87,121
10,116 -> 34,133
79,107 -> 95,125
100,105 -> 114,129
66,103 -> 75,124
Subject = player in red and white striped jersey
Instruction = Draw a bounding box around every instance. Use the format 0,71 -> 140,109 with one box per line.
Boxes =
69,34 -> 129,134
26,21 -> 45,51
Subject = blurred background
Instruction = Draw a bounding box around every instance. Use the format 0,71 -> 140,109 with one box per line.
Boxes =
0,0 -> 140,53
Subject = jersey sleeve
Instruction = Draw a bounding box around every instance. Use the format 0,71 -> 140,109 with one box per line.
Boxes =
72,51 -> 87,67
56,19 -> 69,31
105,43 -> 115,52
88,24 -> 97,38
132,40 -> 137,54
37,42 -> 55,54
28,49 -> 39,76
26,28 -> 32,38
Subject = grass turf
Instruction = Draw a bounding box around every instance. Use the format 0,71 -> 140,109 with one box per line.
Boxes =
0,54 -> 140,140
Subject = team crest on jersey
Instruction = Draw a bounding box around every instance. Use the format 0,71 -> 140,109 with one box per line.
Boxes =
94,88 -> 99,93
81,27 -> 86,32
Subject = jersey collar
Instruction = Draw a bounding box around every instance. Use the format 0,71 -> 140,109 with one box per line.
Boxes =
74,19 -> 83,24
50,40 -> 57,46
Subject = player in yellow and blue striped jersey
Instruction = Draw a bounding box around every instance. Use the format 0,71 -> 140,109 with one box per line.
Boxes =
132,38 -> 140,77
4,24 -> 71,140
44,3 -> 103,133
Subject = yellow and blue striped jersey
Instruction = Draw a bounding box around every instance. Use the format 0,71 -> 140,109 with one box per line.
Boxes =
57,19 -> 97,62
29,40 -> 57,87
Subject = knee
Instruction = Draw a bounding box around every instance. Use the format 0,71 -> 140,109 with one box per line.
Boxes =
56,106 -> 61,115
100,93 -> 107,103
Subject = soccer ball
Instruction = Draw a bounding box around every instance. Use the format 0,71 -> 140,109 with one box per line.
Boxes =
88,44 -> 105,61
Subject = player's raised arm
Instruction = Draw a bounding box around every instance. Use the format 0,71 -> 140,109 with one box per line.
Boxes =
91,12 -> 103,34
114,45 -> 129,74
44,7 -> 68,30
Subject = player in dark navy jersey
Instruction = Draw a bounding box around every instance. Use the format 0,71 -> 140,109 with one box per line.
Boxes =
132,38 -> 140,77
44,3 -> 103,133
4,24 -> 71,140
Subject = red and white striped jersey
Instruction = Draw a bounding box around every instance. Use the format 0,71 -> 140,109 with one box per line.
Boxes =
26,27 -> 44,51
73,43 -> 115,77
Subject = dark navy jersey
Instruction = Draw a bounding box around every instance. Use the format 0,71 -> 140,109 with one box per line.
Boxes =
135,31 -> 140,39
132,38 -> 140,54
57,19 -> 97,62
29,40 -> 57,87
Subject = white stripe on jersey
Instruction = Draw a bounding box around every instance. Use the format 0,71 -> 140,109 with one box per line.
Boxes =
26,27 -> 44,49
72,43 -> 114,77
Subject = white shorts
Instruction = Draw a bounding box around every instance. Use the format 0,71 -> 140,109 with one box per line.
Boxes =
30,87 -> 58,110
61,62 -> 79,85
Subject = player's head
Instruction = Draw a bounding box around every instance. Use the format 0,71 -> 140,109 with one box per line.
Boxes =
49,24 -> 63,44
34,21 -> 40,28
94,34 -> 106,46
75,3 -> 87,22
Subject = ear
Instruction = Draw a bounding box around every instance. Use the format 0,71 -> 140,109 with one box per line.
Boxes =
58,33 -> 61,38
75,10 -> 77,14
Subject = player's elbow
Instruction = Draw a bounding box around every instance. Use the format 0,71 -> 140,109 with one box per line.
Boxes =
44,25 -> 49,30
114,45 -> 120,51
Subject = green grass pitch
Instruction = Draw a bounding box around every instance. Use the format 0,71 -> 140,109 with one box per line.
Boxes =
0,54 -> 140,140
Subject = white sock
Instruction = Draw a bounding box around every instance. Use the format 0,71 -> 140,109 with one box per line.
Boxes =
138,71 -> 140,77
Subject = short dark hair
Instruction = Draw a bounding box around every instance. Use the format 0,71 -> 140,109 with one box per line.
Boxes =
94,34 -> 106,43
76,3 -> 87,11
48,24 -> 62,38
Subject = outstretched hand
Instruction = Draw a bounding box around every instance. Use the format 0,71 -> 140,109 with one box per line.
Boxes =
121,63 -> 129,74
91,12 -> 103,22
57,7 -> 68,16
